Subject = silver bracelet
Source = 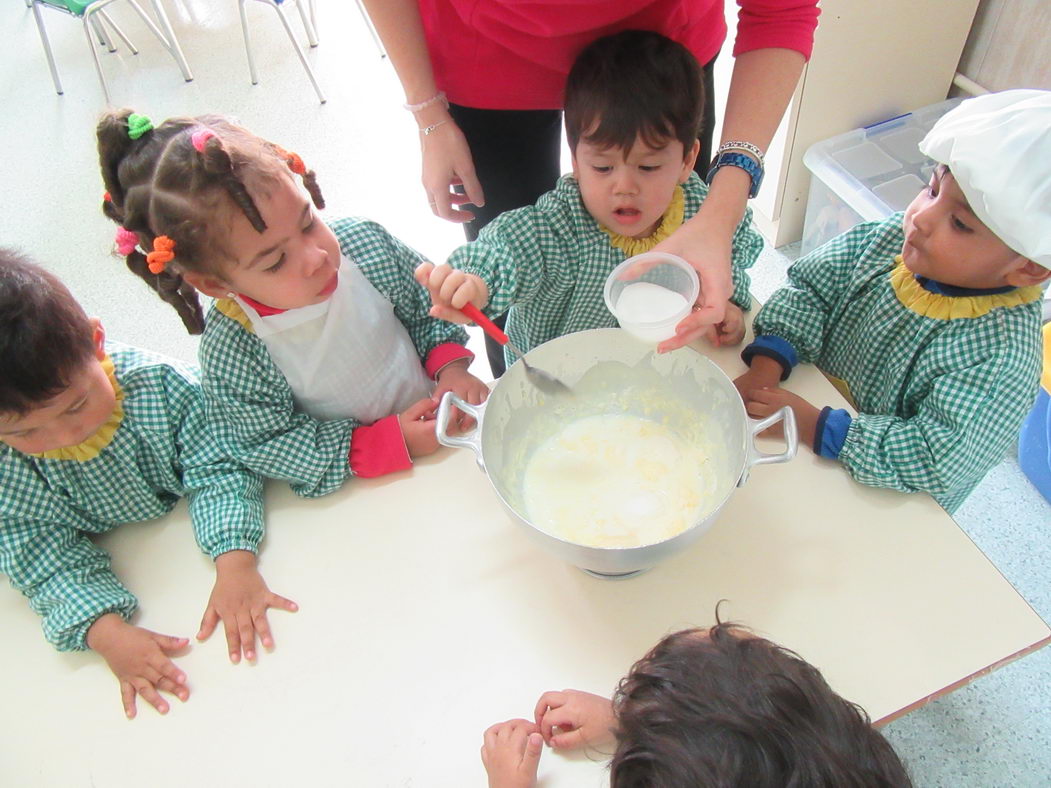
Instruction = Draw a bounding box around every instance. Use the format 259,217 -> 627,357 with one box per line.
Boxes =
403,91 -> 448,113
715,140 -> 765,166
420,120 -> 448,136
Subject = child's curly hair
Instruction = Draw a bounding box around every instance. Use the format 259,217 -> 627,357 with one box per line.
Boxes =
610,622 -> 913,787
96,110 -> 325,334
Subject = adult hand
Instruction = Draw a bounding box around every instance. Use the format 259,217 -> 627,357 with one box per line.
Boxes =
197,550 -> 298,664
87,613 -> 190,719
419,114 -> 485,224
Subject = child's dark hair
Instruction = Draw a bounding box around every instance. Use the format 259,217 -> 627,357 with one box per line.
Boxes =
0,248 -> 96,416
565,30 -> 704,157
610,622 -> 912,787
96,110 -> 326,334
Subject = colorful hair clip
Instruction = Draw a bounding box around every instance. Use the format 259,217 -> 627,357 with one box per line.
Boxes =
191,129 -> 216,152
146,235 -> 175,274
127,113 -> 154,141
274,144 -> 307,175
103,191 -> 112,203
115,227 -> 139,256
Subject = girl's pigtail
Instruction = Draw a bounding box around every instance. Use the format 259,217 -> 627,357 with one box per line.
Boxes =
96,109 -> 138,208
124,245 -> 205,335
197,133 -> 268,233
300,167 -> 326,210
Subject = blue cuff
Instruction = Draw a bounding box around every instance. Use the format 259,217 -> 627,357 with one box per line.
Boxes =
814,406 -> 852,459
741,335 -> 798,381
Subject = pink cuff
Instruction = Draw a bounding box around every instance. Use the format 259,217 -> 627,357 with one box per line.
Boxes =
349,415 -> 412,478
425,343 -> 474,380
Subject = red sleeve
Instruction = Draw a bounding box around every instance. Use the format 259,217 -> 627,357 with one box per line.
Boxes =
424,342 -> 474,380
348,415 -> 412,478
733,0 -> 820,60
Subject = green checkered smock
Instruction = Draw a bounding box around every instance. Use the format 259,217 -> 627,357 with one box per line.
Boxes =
0,343 -> 264,651
752,215 -> 1044,512
448,173 -> 764,366
199,217 -> 469,498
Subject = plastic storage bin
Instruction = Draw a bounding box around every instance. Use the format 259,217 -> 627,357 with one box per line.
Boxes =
1018,323 -> 1051,505
800,98 -> 963,255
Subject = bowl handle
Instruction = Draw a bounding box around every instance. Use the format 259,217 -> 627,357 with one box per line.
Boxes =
436,391 -> 488,470
739,405 -> 798,486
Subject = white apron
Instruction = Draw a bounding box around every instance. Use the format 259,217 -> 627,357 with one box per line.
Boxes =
235,256 -> 431,424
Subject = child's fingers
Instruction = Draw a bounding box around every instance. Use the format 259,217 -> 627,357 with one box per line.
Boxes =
450,282 -> 477,310
413,261 -> 434,287
549,728 -> 586,750
267,592 -> 299,614
196,606 -> 219,641
223,616 -> 243,664
156,676 -> 189,702
438,271 -> 466,305
534,691 -> 565,729
428,305 -> 471,323
153,633 -> 190,654
524,732 -> 544,767
134,678 -> 170,715
152,654 -> 187,687
120,679 -> 138,720
238,612 -> 257,662
402,397 -> 438,422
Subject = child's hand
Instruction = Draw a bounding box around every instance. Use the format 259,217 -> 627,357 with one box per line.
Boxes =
399,396 -> 440,458
197,550 -> 298,664
86,613 -> 190,719
414,262 -> 490,323
744,386 -> 820,447
733,356 -> 785,402
481,719 -> 544,788
704,301 -> 746,347
433,360 -> 489,430
533,689 -> 617,751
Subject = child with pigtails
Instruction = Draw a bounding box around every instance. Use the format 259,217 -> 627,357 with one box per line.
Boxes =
96,110 -> 488,500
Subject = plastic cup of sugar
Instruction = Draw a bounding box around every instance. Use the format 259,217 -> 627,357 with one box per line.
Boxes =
603,252 -> 700,343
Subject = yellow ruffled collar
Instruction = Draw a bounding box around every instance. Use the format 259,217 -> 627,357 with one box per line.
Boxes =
600,185 -> 685,256
214,297 -> 255,333
31,355 -> 124,462
890,257 -> 1043,319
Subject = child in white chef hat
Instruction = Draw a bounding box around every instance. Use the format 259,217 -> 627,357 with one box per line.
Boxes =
734,89 -> 1051,513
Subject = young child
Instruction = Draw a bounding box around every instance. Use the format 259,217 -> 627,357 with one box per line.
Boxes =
0,249 -> 293,719
415,30 -> 764,364
735,89 -> 1051,513
481,622 -> 912,787
96,111 -> 488,497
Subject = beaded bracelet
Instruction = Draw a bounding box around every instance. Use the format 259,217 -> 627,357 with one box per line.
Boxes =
403,91 -> 448,113
715,140 -> 765,166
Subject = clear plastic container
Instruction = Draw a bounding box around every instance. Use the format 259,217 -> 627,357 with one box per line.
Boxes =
801,98 -> 964,255
603,252 -> 699,343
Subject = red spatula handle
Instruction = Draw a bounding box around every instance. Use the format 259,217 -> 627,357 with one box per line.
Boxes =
460,303 -> 509,346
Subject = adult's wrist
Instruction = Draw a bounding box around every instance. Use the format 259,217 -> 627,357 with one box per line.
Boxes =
698,167 -> 751,228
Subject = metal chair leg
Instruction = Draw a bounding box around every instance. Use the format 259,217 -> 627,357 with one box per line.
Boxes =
98,9 -> 139,54
295,0 -> 317,47
82,15 -> 112,104
30,1 -> 63,94
90,15 -> 116,50
354,0 -> 385,59
272,1 -> 325,103
143,0 -> 193,81
239,0 -> 259,85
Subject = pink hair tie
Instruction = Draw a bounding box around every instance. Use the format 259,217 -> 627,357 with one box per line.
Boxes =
191,129 -> 216,152
115,227 -> 139,256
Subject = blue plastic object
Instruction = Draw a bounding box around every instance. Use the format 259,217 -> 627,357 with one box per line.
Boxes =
1019,388 -> 1051,505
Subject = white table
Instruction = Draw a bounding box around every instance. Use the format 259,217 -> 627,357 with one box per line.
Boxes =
1,331 -> 1047,787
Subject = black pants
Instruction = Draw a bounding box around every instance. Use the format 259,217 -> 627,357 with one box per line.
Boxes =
450,56 -> 717,378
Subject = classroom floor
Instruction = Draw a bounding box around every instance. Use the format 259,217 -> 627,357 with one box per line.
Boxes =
2,2 -> 1048,785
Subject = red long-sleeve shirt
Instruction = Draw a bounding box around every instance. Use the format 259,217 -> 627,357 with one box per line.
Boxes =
420,0 -> 820,110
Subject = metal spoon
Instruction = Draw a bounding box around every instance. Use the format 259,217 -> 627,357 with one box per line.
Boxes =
460,303 -> 572,396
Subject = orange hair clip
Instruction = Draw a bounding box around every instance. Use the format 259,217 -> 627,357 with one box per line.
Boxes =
273,144 -> 307,176
146,235 -> 176,274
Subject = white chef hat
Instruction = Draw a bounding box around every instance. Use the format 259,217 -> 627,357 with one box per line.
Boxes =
919,89 -> 1051,269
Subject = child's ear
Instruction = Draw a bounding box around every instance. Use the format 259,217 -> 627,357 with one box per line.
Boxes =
570,150 -> 580,180
680,139 -> 701,182
181,270 -> 233,299
89,317 -> 106,360
1004,259 -> 1051,288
